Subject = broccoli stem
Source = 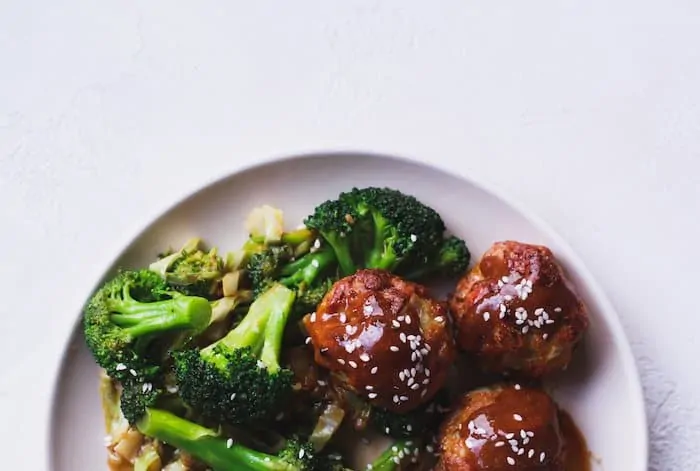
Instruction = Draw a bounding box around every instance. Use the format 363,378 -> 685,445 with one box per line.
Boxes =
201,284 -> 296,363
369,439 -> 416,471
251,228 -> 315,247
259,287 -> 296,373
137,408 -> 289,471
278,249 -> 336,286
364,212 -> 400,271
109,295 -> 212,337
322,233 -> 356,276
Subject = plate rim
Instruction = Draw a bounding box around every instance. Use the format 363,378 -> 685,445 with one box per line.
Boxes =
46,149 -> 649,470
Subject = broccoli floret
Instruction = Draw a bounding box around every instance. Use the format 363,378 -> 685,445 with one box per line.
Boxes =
173,284 -> 297,425
150,238 -> 226,300
246,243 -> 337,314
400,235 -> 471,281
303,198 -> 358,276
136,408 -> 320,471
368,439 -> 422,471
305,187 -> 456,276
83,270 -> 212,382
119,378 -> 162,425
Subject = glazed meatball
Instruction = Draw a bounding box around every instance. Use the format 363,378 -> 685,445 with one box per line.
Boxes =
302,269 -> 456,413
437,384 -> 565,471
449,241 -> 589,378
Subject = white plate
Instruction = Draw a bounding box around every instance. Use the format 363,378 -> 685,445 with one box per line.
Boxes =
49,152 -> 648,470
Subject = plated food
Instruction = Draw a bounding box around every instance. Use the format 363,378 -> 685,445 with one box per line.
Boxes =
82,186 -> 592,471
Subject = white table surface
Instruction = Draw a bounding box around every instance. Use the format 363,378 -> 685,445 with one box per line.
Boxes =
1,1 -> 698,469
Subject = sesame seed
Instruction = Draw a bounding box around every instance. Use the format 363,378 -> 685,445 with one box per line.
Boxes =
518,448 -> 525,456
506,433 -> 515,439
320,347 -> 329,354
227,438 -> 233,448
346,325 -> 357,335
366,385 -> 374,391
400,395 -> 409,401
421,348 -> 429,356
543,333 -> 549,340
535,308 -> 544,315
528,449 -> 535,458
360,353 -> 370,362
393,457 -> 400,464
305,337 -> 311,344
435,316 -> 444,323
540,452 -> 546,462
514,383 -> 521,390
130,369 -> 138,377
514,414 -> 523,421
495,441 -> 505,447
546,319 -> 555,324
392,320 -> 401,328
421,389 -> 428,397
339,312 -> 347,323
554,307 -> 562,312
504,295 -> 513,301
299,448 -> 305,459
368,392 -> 378,399
399,371 -> 406,381
483,312 -> 490,321
520,430 -> 527,439
423,379 -> 430,385
407,377 -> 415,386
393,395 -> 400,403
411,383 -> 420,390
348,360 -> 358,368
400,333 -> 407,343
345,343 -> 355,353
425,368 -> 430,377
507,457 -> 515,465
115,363 -> 126,371
411,368 -> 416,377
390,346 -> 399,352
410,234 -> 418,242
311,259 -> 320,268
406,425 -> 412,432
398,316 -> 404,321
310,313 -> 316,322
426,444 -> 434,452
522,326 -> 529,334
405,316 -> 411,325
371,366 -> 378,374
337,359 -> 345,365
230,392 -> 237,400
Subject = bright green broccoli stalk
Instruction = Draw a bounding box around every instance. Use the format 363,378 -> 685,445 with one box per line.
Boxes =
173,283 -> 297,425
304,187 -> 467,279
136,408 -> 319,471
82,270 -> 212,382
368,439 -> 422,471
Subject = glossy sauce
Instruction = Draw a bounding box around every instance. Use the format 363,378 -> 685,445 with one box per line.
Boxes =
560,410 -> 591,471
303,269 -> 456,413
450,241 -> 589,377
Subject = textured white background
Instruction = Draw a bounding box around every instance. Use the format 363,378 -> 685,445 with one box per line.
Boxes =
1,1 -> 699,469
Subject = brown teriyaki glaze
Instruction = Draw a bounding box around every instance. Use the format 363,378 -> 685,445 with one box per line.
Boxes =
449,241 -> 589,378
302,268 -> 456,413
437,384 -> 565,471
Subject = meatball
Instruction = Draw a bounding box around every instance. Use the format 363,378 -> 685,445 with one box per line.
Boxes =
449,241 -> 589,378
437,384 -> 565,471
302,269 -> 456,413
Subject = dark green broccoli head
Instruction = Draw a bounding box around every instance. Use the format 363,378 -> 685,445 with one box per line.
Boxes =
158,244 -> 225,299
119,377 -> 162,425
173,283 -> 297,425
172,345 -> 293,425
400,235 -> 471,281
304,187 -> 454,276
83,270 -> 211,382
275,439 -> 318,470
